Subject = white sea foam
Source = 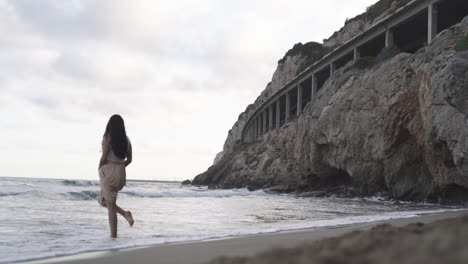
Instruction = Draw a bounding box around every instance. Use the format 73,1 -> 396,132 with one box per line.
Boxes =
121,188 -> 267,199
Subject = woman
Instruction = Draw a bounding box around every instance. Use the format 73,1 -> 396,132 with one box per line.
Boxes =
98,114 -> 134,238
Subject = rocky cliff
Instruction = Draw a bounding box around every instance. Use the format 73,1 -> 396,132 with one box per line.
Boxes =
216,0 -> 412,160
195,4 -> 468,204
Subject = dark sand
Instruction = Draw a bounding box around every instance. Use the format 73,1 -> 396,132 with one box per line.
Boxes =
26,210 -> 468,264
207,211 -> 468,264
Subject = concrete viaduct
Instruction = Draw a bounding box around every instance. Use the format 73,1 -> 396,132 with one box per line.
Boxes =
242,0 -> 468,143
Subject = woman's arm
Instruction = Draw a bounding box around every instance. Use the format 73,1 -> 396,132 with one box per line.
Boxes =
124,143 -> 132,167
99,136 -> 111,169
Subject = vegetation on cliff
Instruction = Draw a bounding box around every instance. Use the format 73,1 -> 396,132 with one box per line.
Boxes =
346,0 -> 412,25
344,56 -> 376,72
278,42 -> 334,73
344,46 -> 401,73
455,34 -> 468,51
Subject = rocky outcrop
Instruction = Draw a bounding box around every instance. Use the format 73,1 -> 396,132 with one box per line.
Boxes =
181,180 -> 192,185
194,17 -> 468,204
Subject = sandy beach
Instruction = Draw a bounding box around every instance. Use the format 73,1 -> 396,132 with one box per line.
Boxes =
25,209 -> 468,264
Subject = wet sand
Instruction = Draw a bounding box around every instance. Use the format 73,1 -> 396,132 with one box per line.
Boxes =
26,210 -> 468,264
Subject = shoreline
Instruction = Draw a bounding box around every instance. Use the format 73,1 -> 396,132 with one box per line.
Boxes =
24,209 -> 468,264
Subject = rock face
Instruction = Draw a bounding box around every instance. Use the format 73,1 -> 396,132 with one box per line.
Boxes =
196,3 -> 468,204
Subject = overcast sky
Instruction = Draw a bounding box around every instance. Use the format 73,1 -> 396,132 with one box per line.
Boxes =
0,0 -> 376,181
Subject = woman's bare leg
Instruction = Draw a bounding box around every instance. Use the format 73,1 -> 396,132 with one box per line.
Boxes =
107,203 -> 118,238
116,205 -> 134,227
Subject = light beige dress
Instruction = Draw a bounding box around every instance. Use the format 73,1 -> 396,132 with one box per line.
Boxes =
98,163 -> 126,206
98,137 -> 131,207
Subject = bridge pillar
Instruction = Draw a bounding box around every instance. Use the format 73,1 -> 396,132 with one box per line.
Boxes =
251,125 -> 254,141
252,118 -> 256,139
245,125 -> 248,143
267,108 -> 270,131
285,92 -> 291,122
297,85 -> 303,115
428,3 -> 438,44
254,117 -> 258,139
385,28 -> 394,47
269,104 -> 274,130
243,127 -> 247,143
252,119 -> 255,140
258,116 -> 261,138
261,111 -> 265,135
311,74 -> 317,99
260,114 -> 263,135
353,48 -> 360,61
252,124 -> 255,140
254,117 -> 258,138
276,99 -> 280,128
330,63 -> 336,76
259,113 -> 263,136
257,115 -> 262,138
266,109 -> 270,132
258,115 -> 262,136
252,118 -> 255,139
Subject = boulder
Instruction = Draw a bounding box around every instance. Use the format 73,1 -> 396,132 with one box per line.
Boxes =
181,180 -> 192,185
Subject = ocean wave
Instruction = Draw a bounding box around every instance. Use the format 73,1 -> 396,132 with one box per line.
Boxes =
0,190 -> 56,200
67,190 -> 99,200
0,192 -> 23,197
0,189 -> 100,201
1,188 -> 265,201
62,180 -> 98,187
120,188 -> 267,199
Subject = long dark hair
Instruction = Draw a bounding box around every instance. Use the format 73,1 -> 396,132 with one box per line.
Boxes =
104,114 -> 128,159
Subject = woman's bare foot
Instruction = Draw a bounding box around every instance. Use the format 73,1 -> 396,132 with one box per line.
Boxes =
125,211 -> 134,227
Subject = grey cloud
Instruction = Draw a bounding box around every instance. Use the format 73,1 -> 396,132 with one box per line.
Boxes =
80,96 -> 136,117
11,0 -> 105,38
51,49 -> 97,81
25,94 -> 60,109
7,0 -> 281,97
168,76 -> 201,91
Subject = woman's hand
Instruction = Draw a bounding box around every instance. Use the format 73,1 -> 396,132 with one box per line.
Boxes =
124,143 -> 132,167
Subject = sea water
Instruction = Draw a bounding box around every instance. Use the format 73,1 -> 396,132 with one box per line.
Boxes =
0,176 -> 461,263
